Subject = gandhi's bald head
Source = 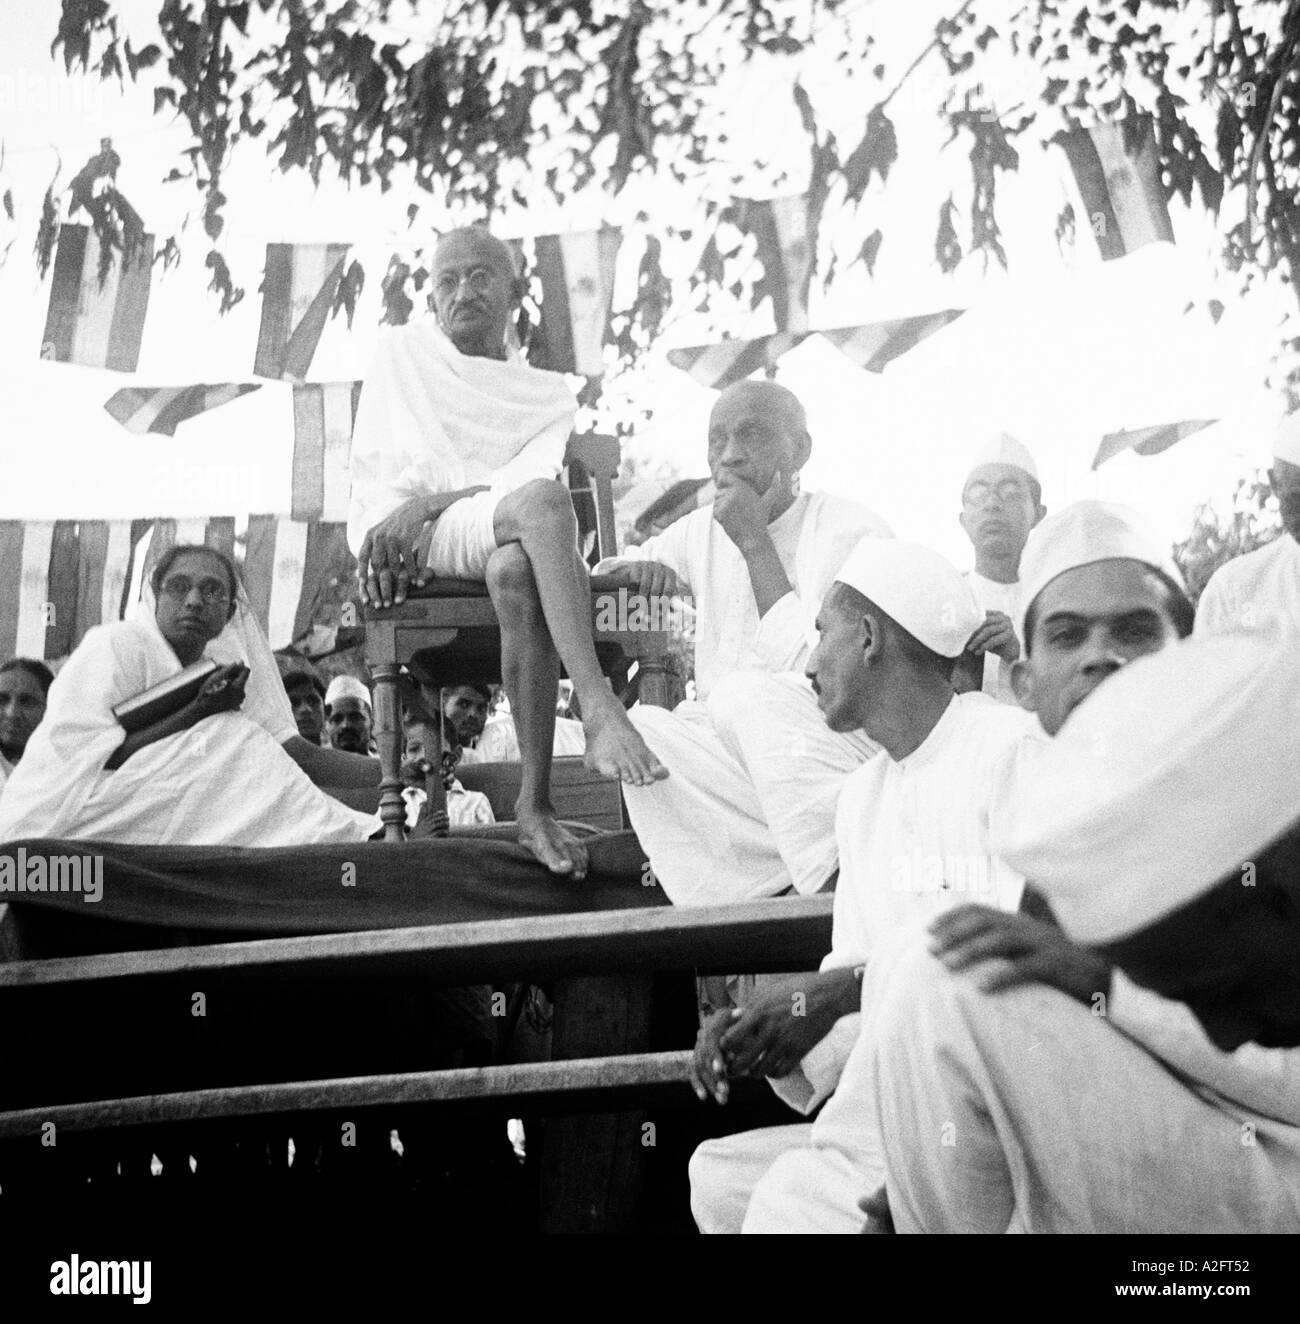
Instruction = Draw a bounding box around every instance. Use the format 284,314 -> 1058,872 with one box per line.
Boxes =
434,227 -> 518,282
432,226 -> 520,359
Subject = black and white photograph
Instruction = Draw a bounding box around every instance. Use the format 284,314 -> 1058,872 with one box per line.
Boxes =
0,0 -> 1295,1298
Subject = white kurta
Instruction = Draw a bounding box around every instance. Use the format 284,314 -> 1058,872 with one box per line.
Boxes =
603,491 -> 893,905
601,490 -> 893,701
1195,535 -> 1300,638
0,616 -> 376,848
964,569 -> 1021,703
870,937 -> 1300,1232
689,692 -> 1036,1233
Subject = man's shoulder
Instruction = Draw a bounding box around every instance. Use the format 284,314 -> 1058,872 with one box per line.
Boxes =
1205,534 -> 1293,593
953,690 -> 1039,749
804,490 -> 894,539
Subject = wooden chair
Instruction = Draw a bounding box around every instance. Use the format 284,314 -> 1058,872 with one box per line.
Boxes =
364,433 -> 686,841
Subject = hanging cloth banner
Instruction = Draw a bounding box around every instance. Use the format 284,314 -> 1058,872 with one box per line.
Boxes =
520,228 -> 623,377
1092,419 -> 1216,470
291,381 -> 363,520
103,383 -> 262,436
254,242 -> 350,381
666,311 -> 963,389
1056,116 -> 1174,260
40,223 -> 154,371
818,309 -> 965,371
733,195 -> 815,335
666,332 -> 804,390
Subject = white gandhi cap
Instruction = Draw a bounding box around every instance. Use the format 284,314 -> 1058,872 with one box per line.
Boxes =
1015,499 -> 1184,645
833,537 -> 983,659
325,674 -> 372,712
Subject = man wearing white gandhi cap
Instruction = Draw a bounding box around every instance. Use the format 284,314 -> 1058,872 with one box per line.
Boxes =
865,629 -> 1300,1233
687,538 -> 1035,1234
956,432 -> 1045,702
1196,411 -> 1300,637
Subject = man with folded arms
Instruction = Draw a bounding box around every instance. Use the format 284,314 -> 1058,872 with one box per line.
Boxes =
868,629 -> 1300,1233
349,226 -> 664,879
687,538 -> 1033,1233
596,379 -> 892,905
1196,411 -> 1300,637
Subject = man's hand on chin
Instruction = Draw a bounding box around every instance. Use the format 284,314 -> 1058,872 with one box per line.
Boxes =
712,477 -> 772,550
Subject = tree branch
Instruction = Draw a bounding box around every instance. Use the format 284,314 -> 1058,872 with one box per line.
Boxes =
881,0 -> 976,109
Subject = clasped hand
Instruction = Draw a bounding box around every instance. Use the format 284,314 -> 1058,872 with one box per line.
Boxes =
689,973 -> 848,1105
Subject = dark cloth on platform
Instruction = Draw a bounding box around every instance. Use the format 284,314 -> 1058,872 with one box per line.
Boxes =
0,828 -> 661,946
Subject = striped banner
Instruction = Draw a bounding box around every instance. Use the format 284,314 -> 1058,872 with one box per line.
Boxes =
0,519 -> 137,661
254,242 -> 349,381
818,310 -> 965,372
1092,419 -> 1216,470
244,516 -> 355,652
103,383 -> 261,436
1056,117 -> 1174,260
292,381 -> 363,520
528,229 -> 623,377
40,224 -> 154,371
666,332 -> 803,390
734,196 -> 814,335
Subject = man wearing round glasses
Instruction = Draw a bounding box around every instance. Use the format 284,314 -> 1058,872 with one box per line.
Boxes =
956,434 -> 1045,702
348,226 -> 667,879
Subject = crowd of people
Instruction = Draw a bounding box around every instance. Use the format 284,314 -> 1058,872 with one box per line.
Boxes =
1,224 -> 1297,1233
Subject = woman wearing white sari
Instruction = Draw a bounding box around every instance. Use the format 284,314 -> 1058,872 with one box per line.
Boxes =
0,545 -> 378,846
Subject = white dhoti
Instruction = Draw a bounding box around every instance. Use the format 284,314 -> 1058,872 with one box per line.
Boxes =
421,489 -> 503,580
625,672 -> 876,905
871,943 -> 1300,1234
689,1124 -> 811,1234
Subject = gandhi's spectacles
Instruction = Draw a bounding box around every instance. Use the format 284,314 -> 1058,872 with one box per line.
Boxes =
161,575 -> 230,605
435,267 -> 495,299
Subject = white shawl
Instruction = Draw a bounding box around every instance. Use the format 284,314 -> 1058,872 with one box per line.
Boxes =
0,582 -> 305,843
347,320 -> 577,553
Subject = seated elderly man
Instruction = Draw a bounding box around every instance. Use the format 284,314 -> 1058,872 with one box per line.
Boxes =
1196,411 -> 1300,637
349,225 -> 664,879
596,379 -> 892,905
687,538 -> 1034,1234
0,545 -> 379,846
869,630 -> 1299,1233
0,658 -> 55,798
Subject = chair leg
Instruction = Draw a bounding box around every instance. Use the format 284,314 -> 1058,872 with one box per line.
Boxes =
422,687 -> 450,837
372,663 -> 407,842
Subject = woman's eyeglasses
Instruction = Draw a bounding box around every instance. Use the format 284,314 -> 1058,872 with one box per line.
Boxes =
161,575 -> 230,605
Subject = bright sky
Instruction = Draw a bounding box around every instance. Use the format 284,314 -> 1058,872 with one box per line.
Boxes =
0,0 -> 1286,564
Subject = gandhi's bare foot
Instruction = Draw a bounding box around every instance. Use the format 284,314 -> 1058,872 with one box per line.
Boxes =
582,699 -> 668,787
516,803 -> 589,878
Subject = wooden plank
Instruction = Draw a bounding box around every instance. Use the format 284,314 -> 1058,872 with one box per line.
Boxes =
0,1051 -> 695,1140
0,896 -> 833,990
